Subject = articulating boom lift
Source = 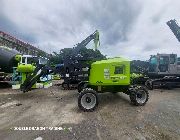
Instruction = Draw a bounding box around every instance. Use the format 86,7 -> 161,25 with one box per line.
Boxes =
60,30 -> 104,89
18,56 -> 53,93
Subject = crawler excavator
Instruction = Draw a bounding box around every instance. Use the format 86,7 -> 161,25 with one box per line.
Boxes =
167,19 -> 180,42
143,19 -> 180,89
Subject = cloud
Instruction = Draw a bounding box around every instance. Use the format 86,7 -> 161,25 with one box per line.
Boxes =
0,0 -> 180,60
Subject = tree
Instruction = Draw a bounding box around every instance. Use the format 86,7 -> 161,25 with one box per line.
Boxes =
49,47 -> 106,65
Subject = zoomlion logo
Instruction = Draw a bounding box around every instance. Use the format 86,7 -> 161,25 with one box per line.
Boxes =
0,46 -> 12,51
104,68 -> 110,79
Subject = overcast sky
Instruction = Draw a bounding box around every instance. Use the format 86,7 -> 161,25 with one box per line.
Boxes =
0,0 -> 180,60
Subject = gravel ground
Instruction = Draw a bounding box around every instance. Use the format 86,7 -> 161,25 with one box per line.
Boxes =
0,82 -> 180,140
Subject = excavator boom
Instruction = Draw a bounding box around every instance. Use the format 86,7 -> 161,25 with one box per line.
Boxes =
167,19 -> 180,42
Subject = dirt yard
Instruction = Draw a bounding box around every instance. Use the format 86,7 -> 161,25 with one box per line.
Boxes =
0,82 -> 180,140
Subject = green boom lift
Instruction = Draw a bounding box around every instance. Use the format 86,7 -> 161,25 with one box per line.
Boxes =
77,57 -> 149,112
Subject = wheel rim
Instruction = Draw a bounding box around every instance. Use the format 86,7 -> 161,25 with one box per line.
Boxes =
136,90 -> 147,104
81,93 -> 96,109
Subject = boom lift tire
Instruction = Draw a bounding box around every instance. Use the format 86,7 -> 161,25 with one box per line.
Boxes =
145,79 -> 153,90
62,82 -> 69,90
78,88 -> 98,112
77,82 -> 88,93
129,86 -> 149,106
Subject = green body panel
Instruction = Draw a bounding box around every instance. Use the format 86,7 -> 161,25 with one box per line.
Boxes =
21,73 -> 26,83
89,57 -> 130,86
17,64 -> 35,73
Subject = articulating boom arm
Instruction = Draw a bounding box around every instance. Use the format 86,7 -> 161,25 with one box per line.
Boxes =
167,19 -> 180,42
20,64 -> 53,93
73,30 -> 100,55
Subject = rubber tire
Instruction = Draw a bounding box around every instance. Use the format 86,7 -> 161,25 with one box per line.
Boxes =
145,80 -> 153,90
62,82 -> 69,89
129,86 -> 149,106
165,83 -> 173,90
78,88 -> 98,112
77,82 -> 85,93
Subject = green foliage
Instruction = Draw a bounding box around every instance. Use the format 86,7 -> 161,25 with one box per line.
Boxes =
49,47 -> 106,65
79,47 -> 106,60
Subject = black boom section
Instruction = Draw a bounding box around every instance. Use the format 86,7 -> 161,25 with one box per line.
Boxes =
59,30 -> 104,88
167,19 -> 180,42
20,64 -> 51,92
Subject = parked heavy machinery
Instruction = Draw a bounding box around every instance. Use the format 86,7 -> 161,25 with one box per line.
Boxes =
130,20 -> 180,90
12,55 -> 53,92
0,45 -> 53,91
12,31 -> 149,111
144,19 -> 180,89
19,56 -> 149,111
145,53 -> 180,89
60,30 -> 105,89
77,57 -> 149,111
148,54 -> 180,76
